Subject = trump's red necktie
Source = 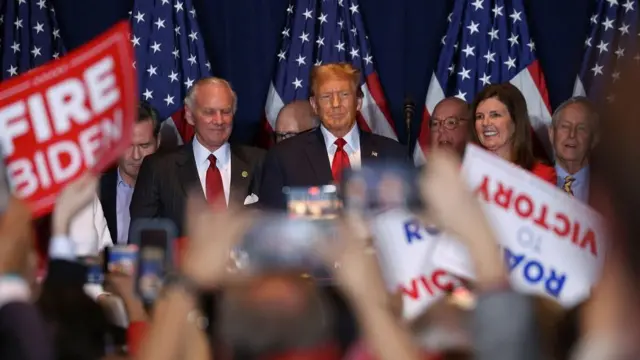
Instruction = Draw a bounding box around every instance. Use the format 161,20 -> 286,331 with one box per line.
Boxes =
206,154 -> 224,204
331,138 -> 351,183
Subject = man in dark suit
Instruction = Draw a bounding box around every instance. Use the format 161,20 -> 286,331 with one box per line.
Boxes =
258,63 -> 408,353
130,78 -> 265,236
259,62 -> 409,210
100,102 -> 160,245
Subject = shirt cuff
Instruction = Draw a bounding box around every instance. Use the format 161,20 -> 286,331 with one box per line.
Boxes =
84,283 -> 108,302
49,235 -> 77,261
0,276 -> 30,310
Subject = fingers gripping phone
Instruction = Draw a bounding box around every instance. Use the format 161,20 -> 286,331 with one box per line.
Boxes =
129,218 -> 177,304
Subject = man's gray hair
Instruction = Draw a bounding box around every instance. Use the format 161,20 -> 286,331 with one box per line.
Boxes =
184,77 -> 238,114
551,96 -> 599,129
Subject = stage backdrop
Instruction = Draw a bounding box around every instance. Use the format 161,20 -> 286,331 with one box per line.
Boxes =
47,0 -> 593,147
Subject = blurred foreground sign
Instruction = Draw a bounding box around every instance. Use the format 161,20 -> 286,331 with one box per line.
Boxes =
0,21 -> 137,217
433,144 -> 607,307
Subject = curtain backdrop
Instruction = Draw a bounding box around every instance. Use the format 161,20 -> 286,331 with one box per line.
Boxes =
48,0 -> 593,147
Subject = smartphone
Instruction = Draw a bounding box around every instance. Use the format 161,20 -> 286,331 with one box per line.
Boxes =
342,162 -> 424,215
79,256 -> 105,285
107,245 -> 139,276
129,218 -> 177,303
283,185 -> 341,220
234,213 -> 333,283
281,186 -> 340,283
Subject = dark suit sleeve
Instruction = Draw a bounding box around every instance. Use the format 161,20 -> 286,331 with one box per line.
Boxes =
379,137 -> 412,166
129,154 -> 161,228
257,149 -> 287,210
248,148 -> 267,196
0,302 -> 54,360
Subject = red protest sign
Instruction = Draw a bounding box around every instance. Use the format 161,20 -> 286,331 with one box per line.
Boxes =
0,21 -> 137,217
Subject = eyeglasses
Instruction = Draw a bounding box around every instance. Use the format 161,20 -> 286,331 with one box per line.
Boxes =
273,128 -> 315,143
429,117 -> 468,131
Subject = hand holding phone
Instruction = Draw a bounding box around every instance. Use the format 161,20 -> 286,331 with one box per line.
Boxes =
129,218 -> 177,303
234,213 -> 335,284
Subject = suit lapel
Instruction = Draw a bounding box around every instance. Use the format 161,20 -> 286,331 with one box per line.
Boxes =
359,130 -> 379,163
230,145 -> 252,204
175,142 -> 205,199
304,128 -> 333,183
99,168 -> 118,239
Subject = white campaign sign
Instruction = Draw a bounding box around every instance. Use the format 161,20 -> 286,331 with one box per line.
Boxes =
369,208 -> 458,320
432,145 -> 606,307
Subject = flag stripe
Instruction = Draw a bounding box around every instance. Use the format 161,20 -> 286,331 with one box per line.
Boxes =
262,0 -> 397,147
131,0 -> 212,143
415,0 -> 552,163
574,0 -> 638,103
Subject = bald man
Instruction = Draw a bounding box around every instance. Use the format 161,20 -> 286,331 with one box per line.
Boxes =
429,97 -> 470,157
274,100 -> 320,143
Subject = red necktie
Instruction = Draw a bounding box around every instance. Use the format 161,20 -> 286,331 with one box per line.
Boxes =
331,138 -> 351,183
206,154 -> 224,204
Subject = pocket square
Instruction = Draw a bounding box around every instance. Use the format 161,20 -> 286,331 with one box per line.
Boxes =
244,193 -> 259,205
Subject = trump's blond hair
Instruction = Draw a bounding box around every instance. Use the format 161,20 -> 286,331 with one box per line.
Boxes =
310,63 -> 362,97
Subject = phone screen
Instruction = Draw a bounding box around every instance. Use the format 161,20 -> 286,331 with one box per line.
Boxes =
284,185 -> 341,220
138,246 -> 165,302
342,162 -> 424,215
130,219 -> 176,304
107,245 -> 138,276
80,256 -> 104,285
281,186 -> 340,284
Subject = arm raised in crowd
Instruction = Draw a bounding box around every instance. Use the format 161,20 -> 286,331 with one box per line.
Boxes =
419,149 -> 541,360
323,214 -> 423,360
0,198 -> 52,360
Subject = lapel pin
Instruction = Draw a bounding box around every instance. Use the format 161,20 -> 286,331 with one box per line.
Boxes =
371,151 -> 378,157
241,170 -> 248,178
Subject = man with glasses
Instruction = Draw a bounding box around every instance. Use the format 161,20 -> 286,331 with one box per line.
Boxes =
429,97 -> 470,158
274,100 -> 320,143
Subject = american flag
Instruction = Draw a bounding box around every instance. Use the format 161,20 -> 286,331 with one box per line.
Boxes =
573,0 -> 638,102
1,0 -> 65,82
263,0 -> 397,146
130,0 -> 212,144
414,0 -> 551,164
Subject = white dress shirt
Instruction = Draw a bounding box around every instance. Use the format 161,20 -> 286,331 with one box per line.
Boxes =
320,124 -> 362,169
192,136 -> 232,204
68,194 -> 113,257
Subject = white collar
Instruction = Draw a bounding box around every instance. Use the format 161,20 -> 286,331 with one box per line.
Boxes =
320,123 -> 360,152
192,136 -> 231,166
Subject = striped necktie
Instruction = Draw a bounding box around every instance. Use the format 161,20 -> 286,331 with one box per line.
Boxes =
563,175 -> 575,196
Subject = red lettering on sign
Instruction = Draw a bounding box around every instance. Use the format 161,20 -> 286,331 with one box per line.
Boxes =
399,269 -> 455,300
475,175 -> 598,257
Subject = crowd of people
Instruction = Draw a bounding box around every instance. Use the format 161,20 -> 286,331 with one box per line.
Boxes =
1,60 -> 630,360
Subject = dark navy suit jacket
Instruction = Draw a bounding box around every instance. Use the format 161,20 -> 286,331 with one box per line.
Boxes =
258,127 -> 410,210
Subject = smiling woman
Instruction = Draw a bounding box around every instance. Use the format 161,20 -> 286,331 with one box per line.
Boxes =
469,83 -> 556,184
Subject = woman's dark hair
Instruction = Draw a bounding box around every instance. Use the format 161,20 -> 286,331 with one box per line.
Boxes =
36,281 -> 109,360
470,83 -> 535,170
